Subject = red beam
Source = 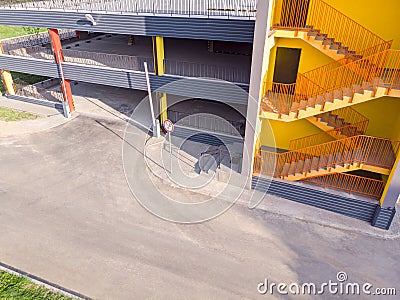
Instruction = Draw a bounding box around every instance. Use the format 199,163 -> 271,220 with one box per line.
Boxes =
48,28 -> 75,112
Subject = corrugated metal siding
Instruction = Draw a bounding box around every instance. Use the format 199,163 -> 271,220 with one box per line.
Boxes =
0,10 -> 255,43
173,126 -> 243,146
62,63 -> 249,105
62,62 -> 148,90
0,55 -> 249,105
252,176 -> 378,223
0,55 -> 59,78
155,76 -> 249,105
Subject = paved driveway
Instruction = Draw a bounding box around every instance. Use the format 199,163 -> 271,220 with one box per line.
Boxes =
0,115 -> 399,299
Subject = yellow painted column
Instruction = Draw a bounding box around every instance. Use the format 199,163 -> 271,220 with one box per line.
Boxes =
0,44 -> 16,95
152,36 -> 168,124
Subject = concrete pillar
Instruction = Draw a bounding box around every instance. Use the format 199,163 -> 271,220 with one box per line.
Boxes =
380,155 -> 400,208
0,43 -> 16,95
152,36 -> 168,124
48,28 -> 75,113
242,0 -> 273,178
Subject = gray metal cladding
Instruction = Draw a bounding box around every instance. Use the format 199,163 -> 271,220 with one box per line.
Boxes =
0,56 -> 250,105
155,76 -> 249,105
62,63 -> 249,105
0,10 -> 255,43
0,55 -> 59,77
62,63 -> 149,90
252,176 -> 378,223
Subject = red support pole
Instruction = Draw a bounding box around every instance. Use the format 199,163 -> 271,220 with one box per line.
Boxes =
48,28 -> 75,112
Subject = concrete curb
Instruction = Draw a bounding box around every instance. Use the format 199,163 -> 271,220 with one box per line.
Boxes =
0,261 -> 92,299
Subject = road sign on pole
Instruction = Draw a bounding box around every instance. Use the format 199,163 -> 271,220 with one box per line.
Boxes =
163,119 -> 174,133
163,119 -> 174,173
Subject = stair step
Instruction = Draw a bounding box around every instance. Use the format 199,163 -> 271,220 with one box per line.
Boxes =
325,93 -> 334,103
289,161 -> 297,175
316,95 -> 325,105
304,158 -> 312,173
329,41 -> 341,50
342,87 -> 354,97
319,155 -> 328,170
281,163 -> 291,177
299,100 -> 308,111
307,29 -> 319,37
311,156 -> 320,170
362,81 -> 374,91
334,89 -> 343,100
296,160 -> 305,174
290,102 -> 300,112
314,33 -> 327,41
353,84 -> 364,94
322,37 -> 334,45
327,154 -> 334,168
337,46 -> 349,55
307,97 -> 316,107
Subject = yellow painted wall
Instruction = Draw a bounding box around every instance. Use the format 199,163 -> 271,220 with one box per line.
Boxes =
266,37 -> 334,82
353,97 -> 400,141
261,119 -> 325,150
324,0 -> 400,50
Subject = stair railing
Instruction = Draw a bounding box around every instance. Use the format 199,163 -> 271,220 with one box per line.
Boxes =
261,50 -> 400,117
288,120 -> 369,150
255,135 -> 400,178
301,172 -> 385,200
273,0 -> 388,56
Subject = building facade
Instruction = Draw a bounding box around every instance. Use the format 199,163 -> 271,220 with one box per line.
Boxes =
0,0 -> 399,229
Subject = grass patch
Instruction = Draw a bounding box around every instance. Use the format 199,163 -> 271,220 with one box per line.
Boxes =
0,270 -> 72,299
0,25 -> 45,40
0,107 -> 38,122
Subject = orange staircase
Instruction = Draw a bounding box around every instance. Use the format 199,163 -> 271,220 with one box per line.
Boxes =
272,0 -> 391,60
256,0 -> 400,200
254,135 -> 400,180
261,50 -> 400,121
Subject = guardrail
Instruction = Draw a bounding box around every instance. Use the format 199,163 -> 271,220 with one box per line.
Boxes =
302,173 -> 385,200
261,50 -> 400,117
164,59 -> 250,83
16,84 -> 64,103
8,46 -> 249,83
254,135 -> 400,178
0,0 -> 257,18
168,109 -> 245,136
288,120 -> 369,150
273,0 -> 387,55
1,30 -> 77,53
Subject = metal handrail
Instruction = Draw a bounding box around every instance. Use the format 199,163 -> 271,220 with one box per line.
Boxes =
0,0 -> 257,18
261,50 -> 400,117
168,109 -> 245,136
288,120 -> 369,150
273,0 -> 388,55
1,29 -> 77,53
302,172 -> 385,200
254,135 -> 400,178
164,59 -> 250,83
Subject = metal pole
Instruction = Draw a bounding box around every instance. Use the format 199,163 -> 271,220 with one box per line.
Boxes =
144,61 -> 160,137
57,51 -> 71,119
169,131 -> 173,173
